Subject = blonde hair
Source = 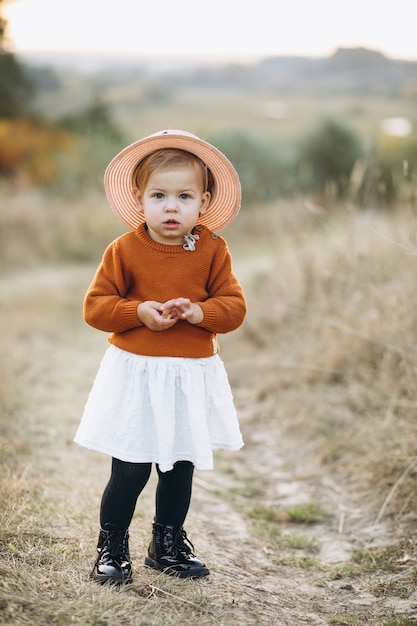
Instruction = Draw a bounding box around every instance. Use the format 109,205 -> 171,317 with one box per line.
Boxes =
132,148 -> 213,195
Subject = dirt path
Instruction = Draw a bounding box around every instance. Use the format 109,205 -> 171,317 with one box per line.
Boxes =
2,264 -> 416,625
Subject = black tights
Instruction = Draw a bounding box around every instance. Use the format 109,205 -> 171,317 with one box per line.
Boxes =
99,458 -> 194,532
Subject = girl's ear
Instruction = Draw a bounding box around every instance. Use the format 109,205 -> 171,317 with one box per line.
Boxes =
199,191 -> 211,216
133,189 -> 144,212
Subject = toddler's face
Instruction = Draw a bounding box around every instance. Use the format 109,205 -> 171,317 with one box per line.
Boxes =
135,165 -> 210,246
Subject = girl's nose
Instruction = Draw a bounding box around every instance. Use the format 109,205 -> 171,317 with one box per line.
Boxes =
165,197 -> 178,211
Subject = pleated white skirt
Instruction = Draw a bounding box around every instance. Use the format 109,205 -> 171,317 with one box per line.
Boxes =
74,345 -> 243,472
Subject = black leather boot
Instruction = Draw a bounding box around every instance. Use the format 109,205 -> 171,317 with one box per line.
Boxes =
145,523 -> 209,578
91,525 -> 132,585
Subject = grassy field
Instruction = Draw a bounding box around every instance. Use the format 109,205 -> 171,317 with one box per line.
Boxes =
1,188 -> 417,625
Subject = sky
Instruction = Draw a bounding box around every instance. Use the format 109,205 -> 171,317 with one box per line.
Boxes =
3,0 -> 417,62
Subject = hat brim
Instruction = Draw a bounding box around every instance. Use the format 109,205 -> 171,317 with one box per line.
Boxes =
104,130 -> 241,232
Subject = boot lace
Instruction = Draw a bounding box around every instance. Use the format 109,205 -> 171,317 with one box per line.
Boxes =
173,528 -> 196,558
93,528 -> 130,570
107,529 -> 130,560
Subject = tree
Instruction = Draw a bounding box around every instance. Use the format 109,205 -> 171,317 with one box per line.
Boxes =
0,0 -> 33,118
298,118 -> 362,199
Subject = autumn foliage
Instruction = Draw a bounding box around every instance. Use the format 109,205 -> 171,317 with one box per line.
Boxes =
0,118 -> 75,185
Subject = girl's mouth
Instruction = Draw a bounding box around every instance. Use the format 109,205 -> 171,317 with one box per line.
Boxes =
163,220 -> 180,229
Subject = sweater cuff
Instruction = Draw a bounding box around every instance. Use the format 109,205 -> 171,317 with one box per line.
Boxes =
197,303 -> 216,329
124,301 -> 143,327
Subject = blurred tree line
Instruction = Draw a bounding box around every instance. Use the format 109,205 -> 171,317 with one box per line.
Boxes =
0,0 -> 124,189
0,0 -> 416,207
215,120 -> 416,208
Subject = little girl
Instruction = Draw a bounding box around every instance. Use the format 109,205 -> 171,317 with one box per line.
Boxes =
74,129 -> 246,585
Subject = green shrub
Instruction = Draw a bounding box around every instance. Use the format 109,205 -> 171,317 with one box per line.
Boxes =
357,134 -> 417,207
297,118 -> 362,199
211,131 -> 296,204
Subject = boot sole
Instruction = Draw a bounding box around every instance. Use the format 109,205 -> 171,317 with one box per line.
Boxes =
144,556 -> 209,578
91,572 -> 133,585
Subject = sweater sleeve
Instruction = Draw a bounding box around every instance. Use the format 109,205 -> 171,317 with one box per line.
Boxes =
197,241 -> 246,334
83,241 -> 144,332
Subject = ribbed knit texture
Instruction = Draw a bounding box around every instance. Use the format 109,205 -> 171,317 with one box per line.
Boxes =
84,225 -> 246,358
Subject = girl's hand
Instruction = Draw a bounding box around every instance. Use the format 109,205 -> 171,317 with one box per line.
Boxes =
160,298 -> 204,325
136,301 -> 178,331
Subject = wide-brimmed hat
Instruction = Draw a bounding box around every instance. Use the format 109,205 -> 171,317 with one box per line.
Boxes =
104,129 -> 241,232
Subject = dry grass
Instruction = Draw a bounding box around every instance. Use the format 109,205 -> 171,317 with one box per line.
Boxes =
1,189 -> 417,624
0,184 -> 125,269
230,202 -> 417,525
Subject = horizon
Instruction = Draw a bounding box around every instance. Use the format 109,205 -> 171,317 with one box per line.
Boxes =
16,44 -> 417,67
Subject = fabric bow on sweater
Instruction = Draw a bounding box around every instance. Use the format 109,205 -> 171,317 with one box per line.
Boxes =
183,232 -> 200,251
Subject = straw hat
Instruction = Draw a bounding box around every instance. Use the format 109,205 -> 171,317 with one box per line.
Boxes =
104,130 -> 241,232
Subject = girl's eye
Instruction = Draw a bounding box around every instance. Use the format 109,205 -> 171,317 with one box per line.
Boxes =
179,193 -> 189,200
154,192 -> 164,199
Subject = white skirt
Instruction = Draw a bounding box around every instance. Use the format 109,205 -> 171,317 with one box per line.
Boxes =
74,345 -> 243,472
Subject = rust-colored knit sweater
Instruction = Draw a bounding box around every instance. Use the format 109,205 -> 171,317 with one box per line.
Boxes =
84,225 -> 246,358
